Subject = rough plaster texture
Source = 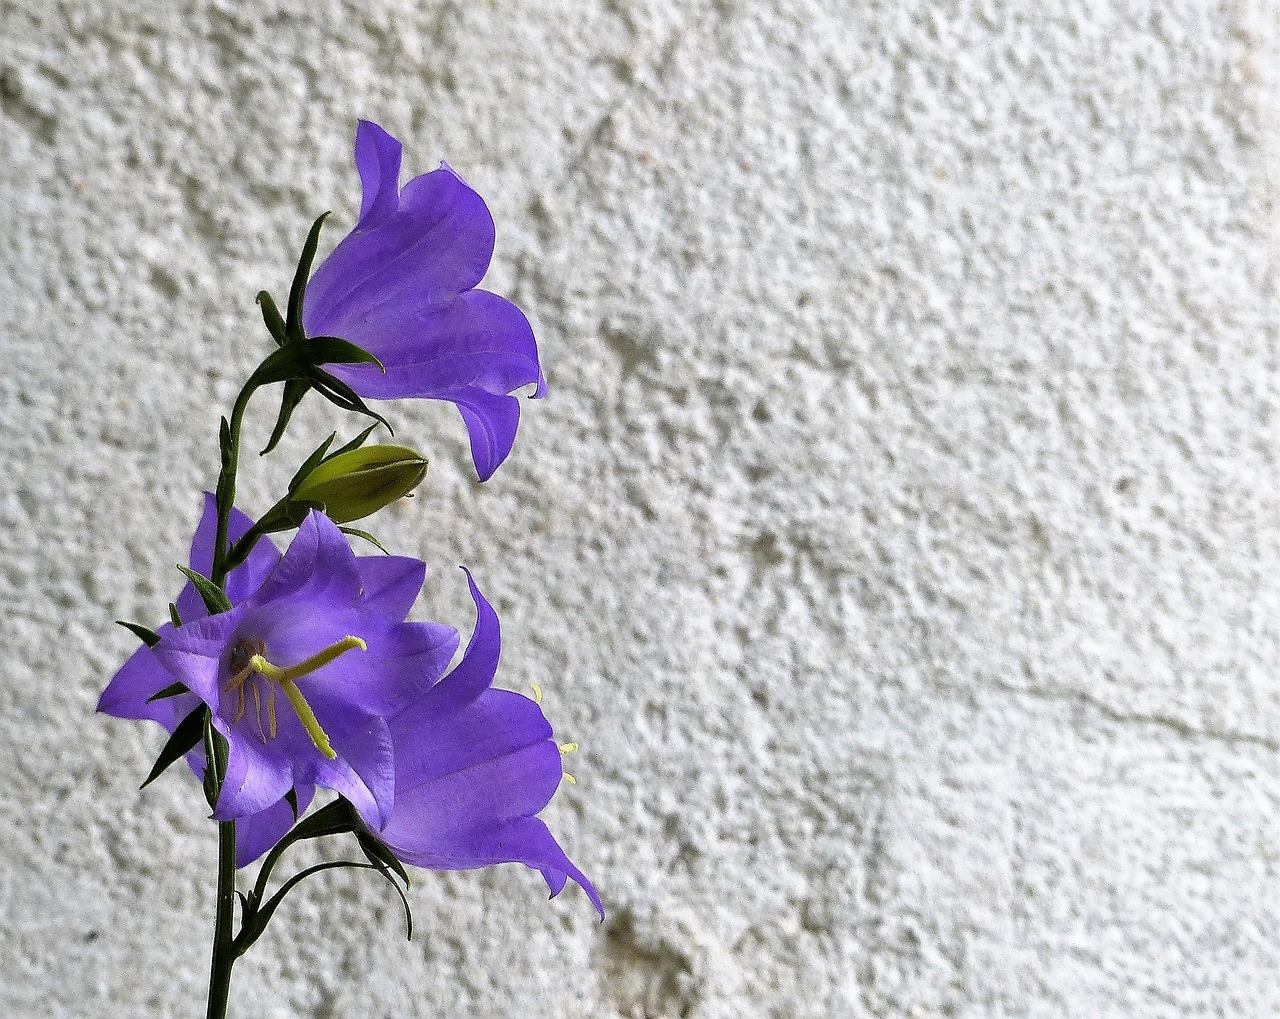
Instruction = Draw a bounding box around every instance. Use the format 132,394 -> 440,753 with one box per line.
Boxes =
1,0 -> 1278,1016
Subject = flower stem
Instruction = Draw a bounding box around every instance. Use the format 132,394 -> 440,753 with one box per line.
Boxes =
203,719 -> 237,1019
205,816 -> 238,1019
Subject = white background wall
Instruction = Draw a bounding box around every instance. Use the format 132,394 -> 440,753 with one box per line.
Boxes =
1,1 -> 1277,1016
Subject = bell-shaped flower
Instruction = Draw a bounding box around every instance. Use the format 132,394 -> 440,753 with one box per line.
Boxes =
373,570 -> 602,917
303,120 -> 545,482
99,497 -> 457,865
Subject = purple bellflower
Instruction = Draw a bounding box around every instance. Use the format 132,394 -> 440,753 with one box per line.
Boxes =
374,571 -> 603,918
99,496 -> 458,866
303,120 -> 546,482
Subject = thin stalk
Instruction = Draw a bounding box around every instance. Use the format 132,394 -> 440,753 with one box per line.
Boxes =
203,723 -> 237,1019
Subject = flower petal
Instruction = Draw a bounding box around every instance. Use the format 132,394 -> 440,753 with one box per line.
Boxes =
306,704 -> 395,829
234,785 -> 315,869
355,119 -> 402,229
304,163 -> 495,336
249,511 -> 360,609
213,721 -> 295,820
323,289 -> 544,400
355,555 -> 425,619
453,387 -> 523,482
388,816 -> 603,919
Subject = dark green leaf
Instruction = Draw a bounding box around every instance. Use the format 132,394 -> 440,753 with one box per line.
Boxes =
286,212 -> 330,341
146,681 -> 189,704
260,378 -> 311,456
340,527 -> 390,555
355,831 -> 411,888
177,566 -> 233,615
288,432 -> 338,492
116,620 -> 161,647
168,602 -> 182,628
141,706 -> 206,789
328,421 -> 382,460
256,290 -> 287,346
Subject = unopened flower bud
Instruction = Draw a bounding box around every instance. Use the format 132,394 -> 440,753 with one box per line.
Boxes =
292,445 -> 428,524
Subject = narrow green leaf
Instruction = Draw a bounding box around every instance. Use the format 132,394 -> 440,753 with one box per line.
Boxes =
141,706 -> 206,789
256,291 -> 287,346
168,602 -> 182,628
260,378 -> 311,456
305,336 -> 385,372
288,432 -> 338,492
340,527 -> 390,555
116,620 -> 161,647
355,831 -> 411,888
328,421 -> 382,460
146,682 -> 189,704
286,212 -> 330,340
177,566 -> 233,615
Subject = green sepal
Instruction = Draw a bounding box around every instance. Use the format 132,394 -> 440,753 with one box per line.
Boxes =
141,705 -> 206,789
260,378 -> 310,456
116,620 -> 161,647
168,602 -> 182,628
202,716 -> 227,810
329,421 -> 382,460
256,290 -> 287,347
341,527 -> 390,555
250,498 -> 326,536
146,682 -> 190,704
244,336 -> 384,392
286,212 -> 330,341
177,566 -> 233,615
355,830 -> 412,888
309,369 -> 393,433
288,432 -> 339,492
304,336 -> 385,373
219,417 -> 233,467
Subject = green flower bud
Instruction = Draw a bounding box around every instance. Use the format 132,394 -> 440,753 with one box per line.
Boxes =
291,445 -> 428,524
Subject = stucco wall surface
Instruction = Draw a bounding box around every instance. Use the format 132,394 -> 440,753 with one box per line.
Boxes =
1,1 -> 1278,1016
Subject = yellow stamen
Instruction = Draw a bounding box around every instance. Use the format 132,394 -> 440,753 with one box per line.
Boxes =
562,772 -> 577,785
250,683 -> 265,743
249,635 -> 367,684
242,635 -> 367,760
559,742 -> 578,755
267,683 -> 278,740
530,682 -> 543,705
279,679 -> 335,758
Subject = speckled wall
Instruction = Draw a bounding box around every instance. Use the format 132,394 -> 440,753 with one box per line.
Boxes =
1,1 -> 1277,1016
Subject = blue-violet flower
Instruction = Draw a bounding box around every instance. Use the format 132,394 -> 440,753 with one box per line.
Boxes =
99,496 -> 457,865
303,120 -> 546,482
374,570 -> 602,917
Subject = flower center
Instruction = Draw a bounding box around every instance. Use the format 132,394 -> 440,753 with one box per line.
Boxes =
224,635 -> 367,760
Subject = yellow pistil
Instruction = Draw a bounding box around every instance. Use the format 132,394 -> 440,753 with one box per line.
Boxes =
530,682 -> 543,705
233,635 -> 367,760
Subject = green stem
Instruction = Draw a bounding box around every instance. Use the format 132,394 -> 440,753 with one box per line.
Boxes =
203,722 -> 237,1019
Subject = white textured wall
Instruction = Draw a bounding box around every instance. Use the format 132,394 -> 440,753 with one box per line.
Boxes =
2,1 -> 1278,1016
